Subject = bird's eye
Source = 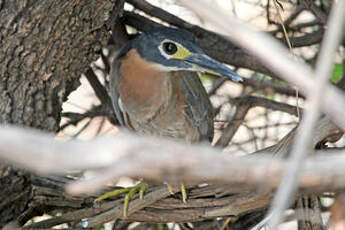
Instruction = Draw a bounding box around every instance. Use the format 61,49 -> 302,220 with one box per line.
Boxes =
162,42 -> 178,55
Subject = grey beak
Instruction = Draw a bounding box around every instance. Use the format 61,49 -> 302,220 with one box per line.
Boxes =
185,54 -> 243,82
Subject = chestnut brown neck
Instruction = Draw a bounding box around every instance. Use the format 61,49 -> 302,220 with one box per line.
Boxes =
119,49 -> 172,120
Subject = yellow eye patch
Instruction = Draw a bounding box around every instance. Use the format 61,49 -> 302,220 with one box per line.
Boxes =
172,44 -> 192,60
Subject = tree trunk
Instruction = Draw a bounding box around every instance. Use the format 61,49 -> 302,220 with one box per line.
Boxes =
0,0 -> 115,226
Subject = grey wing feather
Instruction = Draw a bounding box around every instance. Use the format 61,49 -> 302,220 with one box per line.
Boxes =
181,72 -> 214,142
109,60 -> 126,127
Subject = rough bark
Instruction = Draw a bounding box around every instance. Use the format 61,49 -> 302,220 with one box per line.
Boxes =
0,0 -> 116,227
0,0 -> 113,130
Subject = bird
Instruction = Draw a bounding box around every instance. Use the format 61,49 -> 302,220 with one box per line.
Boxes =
96,27 -> 242,216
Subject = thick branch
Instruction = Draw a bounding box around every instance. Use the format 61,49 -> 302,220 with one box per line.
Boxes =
0,117 -> 340,226
0,118 -> 342,194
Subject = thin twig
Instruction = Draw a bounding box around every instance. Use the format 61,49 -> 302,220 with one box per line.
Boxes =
273,0 -> 293,51
59,105 -> 110,132
273,0 -> 302,122
215,103 -> 251,147
84,67 -> 118,125
243,77 -> 305,98
231,95 -> 301,116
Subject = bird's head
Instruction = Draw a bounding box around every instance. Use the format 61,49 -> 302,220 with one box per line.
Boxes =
118,27 -> 243,82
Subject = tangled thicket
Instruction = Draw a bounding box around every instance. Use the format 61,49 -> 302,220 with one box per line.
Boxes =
0,0 -> 344,230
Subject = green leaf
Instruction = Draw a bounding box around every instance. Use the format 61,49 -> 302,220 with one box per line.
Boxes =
321,0 -> 330,8
94,226 -> 104,230
257,73 -> 271,81
266,94 -> 275,100
331,63 -> 344,84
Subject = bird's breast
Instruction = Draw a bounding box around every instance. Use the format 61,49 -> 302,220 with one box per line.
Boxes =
119,49 -> 172,121
119,58 -> 202,141
126,78 -> 202,142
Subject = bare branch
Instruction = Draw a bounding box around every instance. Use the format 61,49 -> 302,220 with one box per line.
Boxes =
84,68 -> 116,124
59,105 -> 109,131
231,95 -> 300,116
243,77 -> 305,98
216,103 -> 251,147
0,120 -> 342,194
0,114 -> 342,226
